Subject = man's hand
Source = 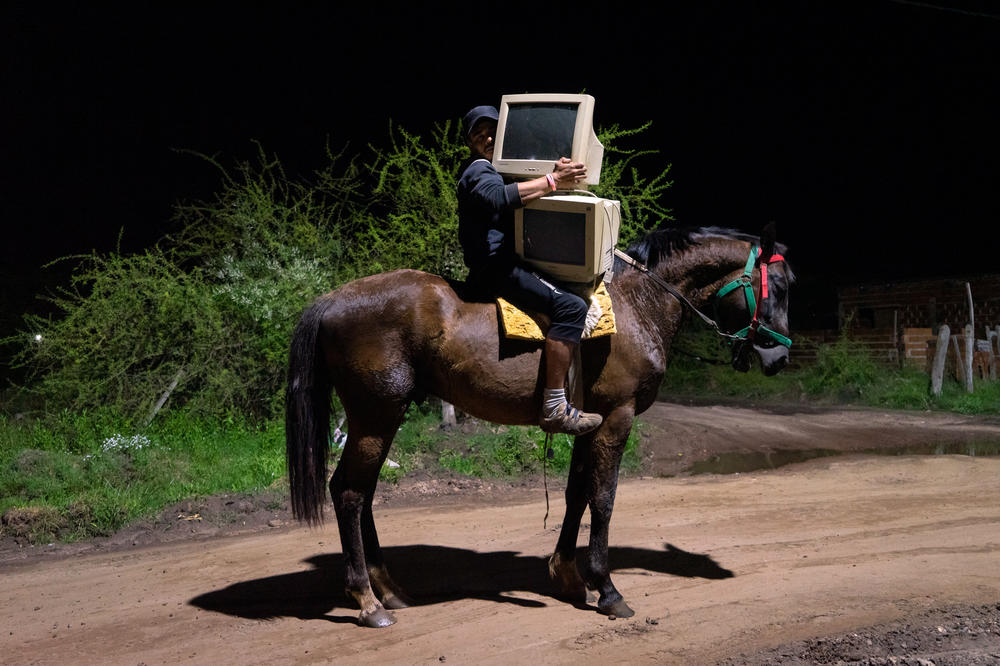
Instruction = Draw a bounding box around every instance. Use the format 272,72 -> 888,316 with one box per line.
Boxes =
552,157 -> 587,188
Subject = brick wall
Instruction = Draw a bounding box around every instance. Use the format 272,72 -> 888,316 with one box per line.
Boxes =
903,328 -> 934,366
778,274 -> 1000,372
789,326 -> 1000,376
837,275 -> 1000,331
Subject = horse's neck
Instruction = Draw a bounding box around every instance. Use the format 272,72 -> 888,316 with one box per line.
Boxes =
660,238 -> 753,309
609,237 -> 752,354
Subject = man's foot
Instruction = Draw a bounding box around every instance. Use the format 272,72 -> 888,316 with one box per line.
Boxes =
540,402 -> 603,436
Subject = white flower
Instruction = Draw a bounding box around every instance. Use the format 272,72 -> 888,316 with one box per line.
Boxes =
101,433 -> 153,453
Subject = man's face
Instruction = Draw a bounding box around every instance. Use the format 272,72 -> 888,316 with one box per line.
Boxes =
467,119 -> 497,160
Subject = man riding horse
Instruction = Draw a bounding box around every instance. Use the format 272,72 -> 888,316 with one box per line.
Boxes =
457,104 -> 602,436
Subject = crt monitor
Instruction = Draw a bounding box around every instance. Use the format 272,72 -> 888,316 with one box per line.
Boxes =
514,194 -> 621,288
492,93 -> 604,187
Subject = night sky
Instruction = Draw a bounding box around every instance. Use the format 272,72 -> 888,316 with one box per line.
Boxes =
3,1 -> 999,332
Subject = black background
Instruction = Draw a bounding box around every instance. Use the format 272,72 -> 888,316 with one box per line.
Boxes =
3,1 -> 998,332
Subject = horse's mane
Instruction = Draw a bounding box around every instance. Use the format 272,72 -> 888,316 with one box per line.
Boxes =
624,225 -> 791,274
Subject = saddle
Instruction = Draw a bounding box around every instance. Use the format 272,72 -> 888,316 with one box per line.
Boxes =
496,282 -> 617,342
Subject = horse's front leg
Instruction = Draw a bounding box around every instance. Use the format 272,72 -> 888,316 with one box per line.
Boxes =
549,431 -> 593,603
584,404 -> 636,617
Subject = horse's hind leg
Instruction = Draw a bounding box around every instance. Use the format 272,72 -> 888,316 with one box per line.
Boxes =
331,402 -> 408,628
362,504 -> 413,609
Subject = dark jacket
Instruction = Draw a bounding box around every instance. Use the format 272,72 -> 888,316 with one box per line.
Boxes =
456,157 -> 522,274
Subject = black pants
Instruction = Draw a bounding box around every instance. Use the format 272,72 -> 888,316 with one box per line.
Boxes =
471,262 -> 589,344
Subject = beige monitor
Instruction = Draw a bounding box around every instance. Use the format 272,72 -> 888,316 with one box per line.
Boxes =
514,194 -> 621,288
492,93 -> 604,187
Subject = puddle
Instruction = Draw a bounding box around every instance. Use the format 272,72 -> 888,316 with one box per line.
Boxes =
684,441 -> 1000,475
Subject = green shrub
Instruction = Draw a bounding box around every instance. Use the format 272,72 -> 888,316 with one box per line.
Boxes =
11,251 -> 229,421
800,327 -> 881,399
592,122 -> 675,247
6,118 -> 673,424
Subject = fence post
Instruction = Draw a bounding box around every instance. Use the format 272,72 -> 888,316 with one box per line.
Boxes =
966,282 -> 975,333
963,324 -> 975,393
931,324 -> 950,396
951,334 -> 965,390
994,325 -> 1000,380
987,324 -> 997,382
441,400 -> 457,428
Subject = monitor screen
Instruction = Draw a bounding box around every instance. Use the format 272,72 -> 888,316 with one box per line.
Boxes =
513,194 -> 621,286
523,208 -> 587,265
492,93 -> 603,186
501,103 -> 577,161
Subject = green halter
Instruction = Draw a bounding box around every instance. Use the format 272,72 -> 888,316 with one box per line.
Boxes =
716,246 -> 793,349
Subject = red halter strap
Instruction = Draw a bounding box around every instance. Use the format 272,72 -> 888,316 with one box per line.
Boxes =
758,249 -> 785,301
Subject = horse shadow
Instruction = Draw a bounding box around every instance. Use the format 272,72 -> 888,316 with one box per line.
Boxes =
188,543 -> 733,623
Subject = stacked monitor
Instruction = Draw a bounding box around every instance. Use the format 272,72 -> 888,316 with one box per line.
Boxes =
513,194 -> 621,287
492,93 -> 605,186
491,93 -> 621,287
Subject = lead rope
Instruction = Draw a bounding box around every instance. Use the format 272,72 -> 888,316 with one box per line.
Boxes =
542,432 -> 553,529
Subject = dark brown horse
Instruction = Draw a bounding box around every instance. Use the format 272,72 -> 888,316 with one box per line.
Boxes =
285,224 -> 794,627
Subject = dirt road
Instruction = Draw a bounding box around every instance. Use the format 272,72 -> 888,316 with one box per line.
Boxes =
2,403 -> 1000,664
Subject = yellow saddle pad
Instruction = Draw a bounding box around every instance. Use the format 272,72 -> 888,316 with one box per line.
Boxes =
497,282 -> 617,341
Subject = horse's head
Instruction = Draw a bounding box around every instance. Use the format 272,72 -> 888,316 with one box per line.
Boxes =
625,223 -> 795,376
712,222 -> 793,376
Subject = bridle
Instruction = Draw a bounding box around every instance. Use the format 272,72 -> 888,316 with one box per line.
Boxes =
613,246 -> 792,350
715,246 -> 793,349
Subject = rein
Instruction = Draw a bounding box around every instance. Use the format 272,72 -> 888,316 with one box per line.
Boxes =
613,247 -> 792,349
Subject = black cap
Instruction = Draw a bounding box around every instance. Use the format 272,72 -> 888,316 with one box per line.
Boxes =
462,105 -> 499,138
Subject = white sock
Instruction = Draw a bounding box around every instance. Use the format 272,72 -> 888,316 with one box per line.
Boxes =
543,388 -> 567,419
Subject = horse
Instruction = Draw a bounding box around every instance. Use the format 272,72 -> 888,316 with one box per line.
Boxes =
285,223 -> 794,627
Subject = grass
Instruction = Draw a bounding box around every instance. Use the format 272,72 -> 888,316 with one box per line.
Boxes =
0,409 -> 285,543
660,325 -> 1000,415
345,402 -> 644,482
5,325 -> 996,546
1,402 -> 645,544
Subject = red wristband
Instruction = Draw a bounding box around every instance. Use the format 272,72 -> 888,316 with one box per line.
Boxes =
545,173 -> 557,191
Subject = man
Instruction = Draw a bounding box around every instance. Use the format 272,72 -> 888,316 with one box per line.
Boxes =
456,105 -> 603,436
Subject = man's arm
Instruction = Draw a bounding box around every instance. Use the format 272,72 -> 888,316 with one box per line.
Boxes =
516,157 -> 588,204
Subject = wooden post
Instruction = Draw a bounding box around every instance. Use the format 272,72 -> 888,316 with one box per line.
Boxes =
441,400 -> 457,428
987,325 -> 997,381
994,325 -> 1000,380
951,335 -> 965,388
966,282 -> 975,333
963,324 -> 975,393
931,325 -> 950,396
893,310 -> 902,368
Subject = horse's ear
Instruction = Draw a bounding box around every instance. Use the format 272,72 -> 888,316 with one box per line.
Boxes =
759,221 -> 776,262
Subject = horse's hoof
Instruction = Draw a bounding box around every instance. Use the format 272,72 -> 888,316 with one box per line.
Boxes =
598,598 -> 635,618
549,553 -> 594,604
358,607 -> 397,628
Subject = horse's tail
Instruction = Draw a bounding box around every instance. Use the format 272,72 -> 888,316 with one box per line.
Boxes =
285,297 -> 334,526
